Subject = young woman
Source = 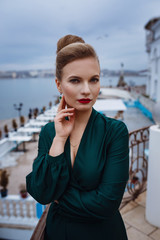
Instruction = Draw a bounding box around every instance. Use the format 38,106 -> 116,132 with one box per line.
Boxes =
26,34 -> 129,240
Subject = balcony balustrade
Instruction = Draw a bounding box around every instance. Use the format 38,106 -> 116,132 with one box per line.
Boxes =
0,195 -> 45,227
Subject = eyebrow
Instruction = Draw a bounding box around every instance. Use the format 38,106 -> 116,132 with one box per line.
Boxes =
68,74 -> 100,80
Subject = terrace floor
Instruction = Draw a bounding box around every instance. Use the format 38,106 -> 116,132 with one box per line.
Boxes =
121,191 -> 160,240
104,106 -> 154,132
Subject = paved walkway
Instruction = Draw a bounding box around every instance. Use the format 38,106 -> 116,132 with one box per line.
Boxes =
5,138 -> 38,195
121,191 -> 160,240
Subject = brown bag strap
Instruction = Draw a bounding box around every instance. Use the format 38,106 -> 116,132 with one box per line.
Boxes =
30,204 -> 50,240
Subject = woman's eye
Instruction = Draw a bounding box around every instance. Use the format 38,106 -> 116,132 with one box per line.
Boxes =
90,78 -> 99,83
70,79 -> 80,83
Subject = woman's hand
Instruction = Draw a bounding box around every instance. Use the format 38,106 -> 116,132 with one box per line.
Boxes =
49,96 -> 74,157
54,96 -> 75,141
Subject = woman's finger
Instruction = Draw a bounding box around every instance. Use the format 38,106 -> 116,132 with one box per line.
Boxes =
58,108 -> 74,114
55,112 -> 74,120
62,96 -> 66,109
57,95 -> 65,112
69,111 -> 75,123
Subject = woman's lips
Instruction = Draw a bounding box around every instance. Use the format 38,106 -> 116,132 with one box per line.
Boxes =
78,98 -> 92,104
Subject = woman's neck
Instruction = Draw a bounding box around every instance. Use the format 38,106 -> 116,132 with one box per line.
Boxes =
74,107 -> 92,128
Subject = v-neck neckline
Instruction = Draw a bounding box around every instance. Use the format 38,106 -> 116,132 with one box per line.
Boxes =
68,108 -> 94,171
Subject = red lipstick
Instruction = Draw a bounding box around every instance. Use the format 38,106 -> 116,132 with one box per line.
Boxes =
78,98 -> 91,104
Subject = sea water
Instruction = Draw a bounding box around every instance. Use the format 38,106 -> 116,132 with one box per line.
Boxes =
0,76 -> 147,120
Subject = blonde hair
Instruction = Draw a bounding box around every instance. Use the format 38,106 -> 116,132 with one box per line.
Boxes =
56,34 -> 99,80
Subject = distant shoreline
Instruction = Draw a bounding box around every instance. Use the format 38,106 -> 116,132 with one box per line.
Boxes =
0,74 -> 147,80
0,68 -> 148,79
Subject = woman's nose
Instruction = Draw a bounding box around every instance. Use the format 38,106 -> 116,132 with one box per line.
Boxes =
81,82 -> 90,95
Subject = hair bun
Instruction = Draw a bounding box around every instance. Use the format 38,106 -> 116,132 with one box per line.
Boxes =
56,34 -> 85,54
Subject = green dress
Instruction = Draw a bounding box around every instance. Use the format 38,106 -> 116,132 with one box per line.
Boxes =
26,108 -> 129,240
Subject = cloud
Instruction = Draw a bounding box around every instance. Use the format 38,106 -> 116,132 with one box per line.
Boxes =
0,0 -> 160,70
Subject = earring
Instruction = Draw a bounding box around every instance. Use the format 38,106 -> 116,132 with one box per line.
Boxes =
59,93 -> 62,101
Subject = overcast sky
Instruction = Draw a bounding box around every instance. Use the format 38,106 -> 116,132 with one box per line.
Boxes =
0,0 -> 160,71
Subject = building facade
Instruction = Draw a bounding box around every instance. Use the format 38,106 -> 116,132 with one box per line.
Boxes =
145,17 -> 160,102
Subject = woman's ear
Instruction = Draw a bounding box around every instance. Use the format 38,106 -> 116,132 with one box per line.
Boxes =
55,78 -> 62,93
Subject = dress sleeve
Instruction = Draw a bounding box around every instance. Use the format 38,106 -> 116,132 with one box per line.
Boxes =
59,121 -> 129,220
26,123 -> 70,205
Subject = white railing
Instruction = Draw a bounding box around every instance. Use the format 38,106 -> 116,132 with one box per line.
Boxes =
0,138 -> 17,159
0,195 -> 42,227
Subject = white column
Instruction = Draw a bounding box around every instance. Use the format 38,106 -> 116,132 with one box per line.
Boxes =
146,125 -> 160,227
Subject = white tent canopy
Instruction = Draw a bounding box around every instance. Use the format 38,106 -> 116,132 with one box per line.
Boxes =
93,99 -> 127,112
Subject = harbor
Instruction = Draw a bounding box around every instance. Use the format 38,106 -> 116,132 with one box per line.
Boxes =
0,57 -> 158,239
0,1 -> 160,238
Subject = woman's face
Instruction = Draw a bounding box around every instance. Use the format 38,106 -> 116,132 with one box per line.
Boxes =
56,57 -> 100,111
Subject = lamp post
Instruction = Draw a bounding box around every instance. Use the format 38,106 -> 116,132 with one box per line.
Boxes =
13,103 -> 23,118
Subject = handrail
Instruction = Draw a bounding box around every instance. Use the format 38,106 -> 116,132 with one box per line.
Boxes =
120,125 -> 151,209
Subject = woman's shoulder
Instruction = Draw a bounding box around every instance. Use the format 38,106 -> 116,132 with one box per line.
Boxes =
94,109 -> 128,135
41,121 -> 55,132
40,121 -> 55,139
